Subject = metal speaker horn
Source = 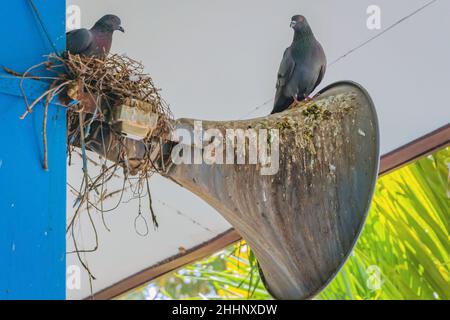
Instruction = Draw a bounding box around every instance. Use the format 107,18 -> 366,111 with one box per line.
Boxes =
81,81 -> 380,300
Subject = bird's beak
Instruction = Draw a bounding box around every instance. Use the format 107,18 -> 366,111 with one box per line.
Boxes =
290,21 -> 296,28
118,26 -> 125,33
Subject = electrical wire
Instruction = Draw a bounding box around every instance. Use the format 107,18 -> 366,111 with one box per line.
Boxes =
27,0 -> 61,55
241,0 -> 439,118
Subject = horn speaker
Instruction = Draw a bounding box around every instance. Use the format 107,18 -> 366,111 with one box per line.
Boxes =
78,81 -> 380,299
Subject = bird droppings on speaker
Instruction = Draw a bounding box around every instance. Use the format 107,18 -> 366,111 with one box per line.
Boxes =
240,92 -> 356,158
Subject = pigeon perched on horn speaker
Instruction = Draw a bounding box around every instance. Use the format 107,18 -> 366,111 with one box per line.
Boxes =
272,15 -> 327,114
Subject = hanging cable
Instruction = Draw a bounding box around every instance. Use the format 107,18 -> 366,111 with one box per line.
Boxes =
27,0 -> 61,55
328,0 -> 439,67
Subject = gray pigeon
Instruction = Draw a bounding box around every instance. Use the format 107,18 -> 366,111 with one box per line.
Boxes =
271,15 -> 326,114
66,14 -> 124,57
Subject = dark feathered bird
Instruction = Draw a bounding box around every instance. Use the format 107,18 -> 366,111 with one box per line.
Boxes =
271,15 -> 326,114
66,14 -> 124,57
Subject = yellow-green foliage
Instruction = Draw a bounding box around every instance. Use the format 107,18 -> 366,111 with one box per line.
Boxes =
319,147 -> 449,300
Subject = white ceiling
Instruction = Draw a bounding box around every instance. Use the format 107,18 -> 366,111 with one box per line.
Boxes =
66,0 -> 450,299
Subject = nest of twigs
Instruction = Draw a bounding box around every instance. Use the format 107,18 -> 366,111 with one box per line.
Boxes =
61,53 -> 172,134
61,53 -> 173,176
10,53 -> 175,288
16,53 -> 173,174
62,54 -> 171,143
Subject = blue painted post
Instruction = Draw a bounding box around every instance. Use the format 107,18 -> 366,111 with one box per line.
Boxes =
0,0 -> 66,299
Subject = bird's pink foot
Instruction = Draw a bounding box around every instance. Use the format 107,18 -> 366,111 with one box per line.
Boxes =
288,96 -> 300,109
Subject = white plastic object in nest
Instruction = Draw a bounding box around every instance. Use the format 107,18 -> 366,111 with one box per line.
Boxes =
112,98 -> 159,141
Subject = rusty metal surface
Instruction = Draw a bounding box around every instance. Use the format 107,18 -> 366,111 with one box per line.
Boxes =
167,81 -> 380,299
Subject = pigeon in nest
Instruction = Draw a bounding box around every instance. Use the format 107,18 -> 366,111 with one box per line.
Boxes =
272,15 -> 326,114
66,14 -> 124,57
